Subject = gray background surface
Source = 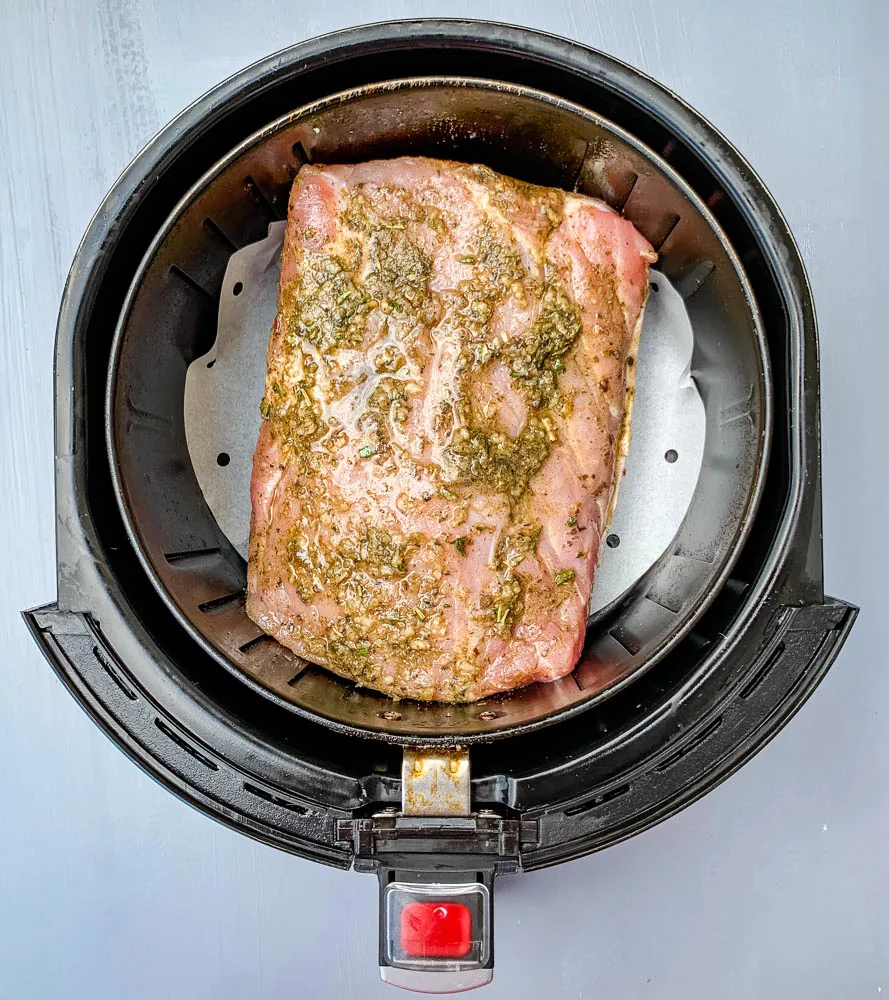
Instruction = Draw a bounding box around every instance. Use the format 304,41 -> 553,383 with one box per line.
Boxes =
1,2 -> 886,997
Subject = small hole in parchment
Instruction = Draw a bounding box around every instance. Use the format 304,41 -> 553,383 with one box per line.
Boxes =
217,452 -> 231,467
665,449 -> 679,464
649,281 -> 658,292
606,534 -> 620,548
206,359 -> 215,369
233,281 -> 243,296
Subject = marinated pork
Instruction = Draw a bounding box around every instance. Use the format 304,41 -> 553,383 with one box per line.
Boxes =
246,157 -> 655,702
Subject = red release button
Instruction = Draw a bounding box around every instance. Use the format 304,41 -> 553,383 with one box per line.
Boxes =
400,901 -> 472,958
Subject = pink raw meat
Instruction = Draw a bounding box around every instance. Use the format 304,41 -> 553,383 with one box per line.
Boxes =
246,157 -> 655,702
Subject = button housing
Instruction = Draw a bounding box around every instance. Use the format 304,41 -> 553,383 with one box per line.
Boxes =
384,881 -> 491,971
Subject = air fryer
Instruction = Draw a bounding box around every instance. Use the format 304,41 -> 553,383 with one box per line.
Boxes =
25,21 -> 857,993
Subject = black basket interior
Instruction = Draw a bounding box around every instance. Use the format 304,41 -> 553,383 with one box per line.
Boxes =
106,79 -> 770,742
59,29 -> 819,804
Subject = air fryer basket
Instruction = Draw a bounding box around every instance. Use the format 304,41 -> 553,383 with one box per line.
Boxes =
107,79 -> 769,740
27,20 -> 855,880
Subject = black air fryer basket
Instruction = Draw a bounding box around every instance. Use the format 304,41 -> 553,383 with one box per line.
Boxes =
25,21 -> 857,993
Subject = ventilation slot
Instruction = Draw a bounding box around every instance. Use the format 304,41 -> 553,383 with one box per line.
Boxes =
125,390 -> 171,432
782,631 -> 835,702
609,627 -> 642,655
720,576 -> 750,599
655,716 -> 723,772
164,546 -> 221,565
644,592 -> 681,615
243,782 -> 311,815
93,645 -> 137,701
739,642 -> 786,699
154,718 -> 219,771
685,629 -> 713,654
244,175 -> 282,219
565,783 -> 631,817
617,172 -> 638,212
652,213 -> 681,251
168,264 -> 215,299
676,260 -> 715,300
202,216 -> 239,252
238,633 -> 276,654
198,590 -> 245,614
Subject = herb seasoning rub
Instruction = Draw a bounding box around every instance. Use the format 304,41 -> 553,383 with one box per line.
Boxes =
247,157 -> 656,702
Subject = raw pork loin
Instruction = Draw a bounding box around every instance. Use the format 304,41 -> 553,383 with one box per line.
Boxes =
246,157 -> 655,702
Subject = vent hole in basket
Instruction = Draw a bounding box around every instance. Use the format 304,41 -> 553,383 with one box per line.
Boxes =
565,782 -> 632,817
197,590 -> 245,614
93,645 -> 137,702
165,546 -> 221,565
239,634 -> 274,654
243,782 -> 310,815
154,717 -> 219,771
655,715 -> 723,772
